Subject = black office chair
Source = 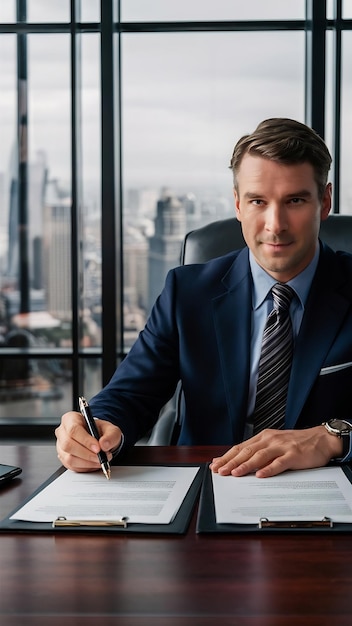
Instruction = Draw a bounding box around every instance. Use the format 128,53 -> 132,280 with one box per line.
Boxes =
146,213 -> 352,444
182,213 -> 352,263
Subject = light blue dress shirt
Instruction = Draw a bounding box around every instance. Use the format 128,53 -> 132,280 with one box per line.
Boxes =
244,245 -> 320,439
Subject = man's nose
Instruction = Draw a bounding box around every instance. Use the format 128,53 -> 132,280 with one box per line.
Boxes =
265,204 -> 288,233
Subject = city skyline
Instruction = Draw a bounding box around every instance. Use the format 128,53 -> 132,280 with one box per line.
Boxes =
0,142 -> 235,325
1,6 -> 352,214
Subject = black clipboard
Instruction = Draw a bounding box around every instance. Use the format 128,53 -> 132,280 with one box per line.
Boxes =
196,464 -> 352,534
0,463 -> 205,535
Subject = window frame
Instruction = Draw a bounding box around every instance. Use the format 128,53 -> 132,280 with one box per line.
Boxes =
0,0 -> 350,434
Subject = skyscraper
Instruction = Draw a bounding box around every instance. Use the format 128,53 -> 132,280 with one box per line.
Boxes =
148,188 -> 186,311
43,179 -> 71,321
6,148 -> 47,291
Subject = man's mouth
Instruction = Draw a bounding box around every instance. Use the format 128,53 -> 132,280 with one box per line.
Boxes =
261,240 -> 292,246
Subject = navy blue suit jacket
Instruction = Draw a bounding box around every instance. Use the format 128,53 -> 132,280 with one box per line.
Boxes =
89,242 -> 352,448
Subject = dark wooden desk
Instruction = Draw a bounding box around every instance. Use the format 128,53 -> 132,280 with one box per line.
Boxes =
1,444 -> 352,626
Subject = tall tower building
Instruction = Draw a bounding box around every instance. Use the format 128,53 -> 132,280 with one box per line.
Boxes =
124,225 -> 149,311
43,179 -> 71,321
7,176 -> 18,283
6,149 -> 47,290
6,146 -> 19,284
28,150 -> 47,289
0,172 -> 7,275
148,189 -> 186,311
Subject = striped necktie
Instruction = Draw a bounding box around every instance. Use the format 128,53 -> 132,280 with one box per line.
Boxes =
253,282 -> 295,435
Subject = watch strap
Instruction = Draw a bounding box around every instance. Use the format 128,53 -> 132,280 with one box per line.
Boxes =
339,430 -> 352,463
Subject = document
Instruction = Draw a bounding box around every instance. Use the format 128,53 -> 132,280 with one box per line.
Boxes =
212,466 -> 352,524
11,465 -> 200,525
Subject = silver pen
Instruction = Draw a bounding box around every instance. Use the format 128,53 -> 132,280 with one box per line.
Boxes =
78,396 -> 111,480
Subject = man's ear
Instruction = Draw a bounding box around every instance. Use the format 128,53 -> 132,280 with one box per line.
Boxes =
234,189 -> 241,221
321,183 -> 332,221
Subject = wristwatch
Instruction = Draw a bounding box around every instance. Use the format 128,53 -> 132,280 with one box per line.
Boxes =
322,419 -> 352,462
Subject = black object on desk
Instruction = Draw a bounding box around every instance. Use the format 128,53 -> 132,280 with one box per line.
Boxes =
0,464 -> 22,487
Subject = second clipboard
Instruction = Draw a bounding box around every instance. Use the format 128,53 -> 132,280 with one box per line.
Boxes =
196,464 -> 352,534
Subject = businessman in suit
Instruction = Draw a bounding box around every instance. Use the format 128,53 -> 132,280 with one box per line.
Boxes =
55,117 -> 352,478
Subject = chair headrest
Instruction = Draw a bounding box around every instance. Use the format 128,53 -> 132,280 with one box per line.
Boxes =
181,214 -> 352,265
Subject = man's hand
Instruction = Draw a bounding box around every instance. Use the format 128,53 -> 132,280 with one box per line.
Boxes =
209,426 -> 344,478
55,411 -> 123,473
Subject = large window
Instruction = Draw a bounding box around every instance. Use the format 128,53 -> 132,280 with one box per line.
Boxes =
122,30 -> 304,313
0,0 -> 351,431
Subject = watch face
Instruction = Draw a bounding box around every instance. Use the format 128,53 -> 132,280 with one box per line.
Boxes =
329,419 -> 352,433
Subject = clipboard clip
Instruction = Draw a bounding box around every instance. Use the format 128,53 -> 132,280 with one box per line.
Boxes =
258,516 -> 333,529
52,516 -> 128,528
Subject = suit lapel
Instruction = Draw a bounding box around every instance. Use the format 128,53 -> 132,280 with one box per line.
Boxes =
211,243 -> 352,436
286,244 -> 352,427
212,248 -> 252,442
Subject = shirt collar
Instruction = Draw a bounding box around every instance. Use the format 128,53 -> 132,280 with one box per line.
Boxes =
249,244 -> 320,310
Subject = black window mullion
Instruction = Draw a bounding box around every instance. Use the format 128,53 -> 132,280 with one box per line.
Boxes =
101,0 -> 120,386
16,0 -> 30,314
115,2 -> 124,357
305,0 -> 327,139
70,0 -> 83,404
331,0 -> 342,213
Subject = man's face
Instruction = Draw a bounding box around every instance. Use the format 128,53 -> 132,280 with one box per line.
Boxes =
234,155 -> 332,282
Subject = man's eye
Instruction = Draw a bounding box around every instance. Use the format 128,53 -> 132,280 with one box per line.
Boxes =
251,199 -> 264,206
290,197 -> 304,204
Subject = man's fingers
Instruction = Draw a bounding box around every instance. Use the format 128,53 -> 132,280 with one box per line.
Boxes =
56,413 -> 100,457
210,445 -> 242,473
56,434 -> 101,471
57,449 -> 100,473
55,411 -> 122,473
230,452 -> 289,478
97,420 -> 122,453
209,430 -> 295,476
210,442 -> 264,475
225,446 -> 281,476
55,411 -> 103,472
254,454 -> 292,478
210,426 -> 335,479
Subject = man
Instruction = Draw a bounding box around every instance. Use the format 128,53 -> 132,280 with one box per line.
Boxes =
56,118 -> 352,478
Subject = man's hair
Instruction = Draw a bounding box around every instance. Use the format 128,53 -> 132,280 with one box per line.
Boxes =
229,118 -> 332,200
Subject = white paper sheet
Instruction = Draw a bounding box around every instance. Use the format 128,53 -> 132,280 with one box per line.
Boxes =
11,465 -> 200,524
212,466 -> 352,524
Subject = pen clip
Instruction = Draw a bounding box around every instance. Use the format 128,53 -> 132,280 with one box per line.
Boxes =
52,516 -> 128,528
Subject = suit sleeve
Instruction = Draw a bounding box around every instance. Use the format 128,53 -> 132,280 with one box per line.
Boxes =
88,269 -> 181,447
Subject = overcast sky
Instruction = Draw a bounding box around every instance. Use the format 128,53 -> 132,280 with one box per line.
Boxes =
0,1 -> 351,214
